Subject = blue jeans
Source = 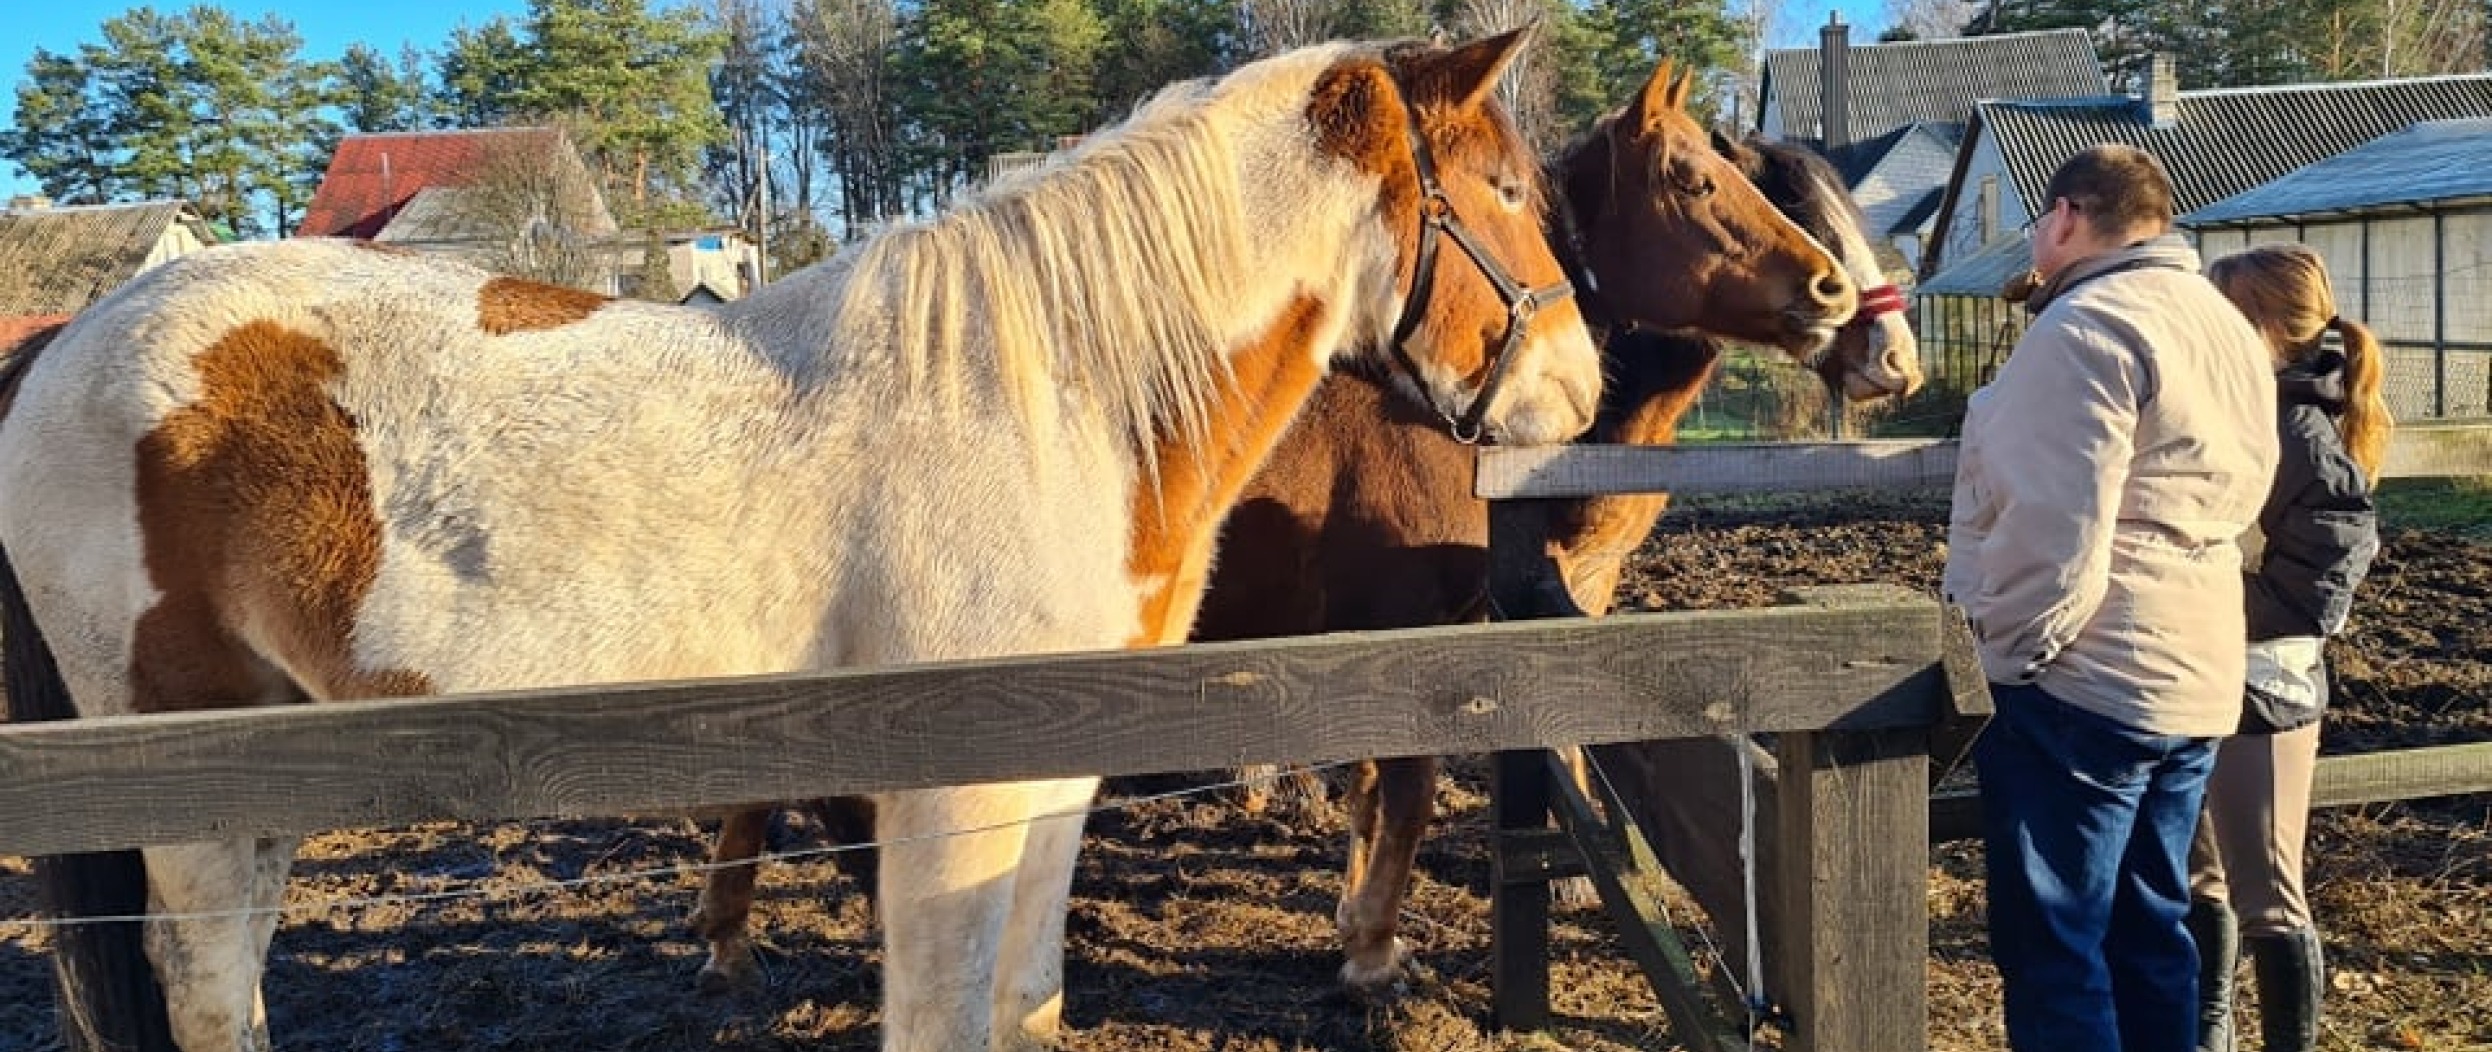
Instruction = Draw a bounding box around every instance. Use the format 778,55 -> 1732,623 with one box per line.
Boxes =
1975,681 -> 2219,1052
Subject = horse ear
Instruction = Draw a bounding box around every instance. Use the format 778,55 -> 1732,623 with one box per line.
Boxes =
1709,125 -> 1737,155
1631,60 -> 1681,130
1404,26 -> 1533,111
1665,67 -> 1696,112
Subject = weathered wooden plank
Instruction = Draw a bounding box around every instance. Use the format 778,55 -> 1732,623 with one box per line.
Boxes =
1475,426 -> 2492,500
1490,827 -> 1587,885
1549,749 -> 1751,1052
1476,439 -> 1961,500
1586,735 -> 1788,1011
0,603 -> 1946,858
2308,739 -> 2492,808
1491,749 -> 1557,1032
1773,729 -> 1929,1052
1930,605 -> 1995,789
1928,740 -> 2492,843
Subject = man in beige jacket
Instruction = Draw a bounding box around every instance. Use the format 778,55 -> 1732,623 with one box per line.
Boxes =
1944,144 -> 2278,1052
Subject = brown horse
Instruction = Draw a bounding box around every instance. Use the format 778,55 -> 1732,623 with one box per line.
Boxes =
1197,131 -> 1923,993
678,63 -> 1875,997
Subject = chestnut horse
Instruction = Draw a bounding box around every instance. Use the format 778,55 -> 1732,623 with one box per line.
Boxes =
0,34 -> 1601,1052
680,65 -> 1883,997
1198,132 -> 1924,993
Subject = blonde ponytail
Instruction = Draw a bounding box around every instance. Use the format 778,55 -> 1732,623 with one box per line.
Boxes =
2331,314 -> 2392,479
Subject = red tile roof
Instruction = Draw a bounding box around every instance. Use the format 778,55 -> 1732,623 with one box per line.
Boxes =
299,128 -> 574,239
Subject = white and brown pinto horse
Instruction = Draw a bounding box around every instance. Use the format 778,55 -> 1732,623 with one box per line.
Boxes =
0,33 -> 1601,1052
679,67 -> 1921,1002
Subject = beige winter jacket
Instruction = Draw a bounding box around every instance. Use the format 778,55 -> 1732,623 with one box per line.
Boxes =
1943,235 -> 2279,736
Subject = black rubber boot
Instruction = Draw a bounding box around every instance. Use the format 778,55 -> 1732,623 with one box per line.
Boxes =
2186,898 -> 2239,1052
2247,926 -> 2324,1052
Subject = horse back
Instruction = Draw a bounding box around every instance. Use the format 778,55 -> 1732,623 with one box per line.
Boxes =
0,240 -> 850,703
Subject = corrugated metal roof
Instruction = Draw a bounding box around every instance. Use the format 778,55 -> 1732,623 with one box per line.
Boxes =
1979,74 -> 2492,218
0,200 -> 212,316
1764,28 -> 2107,147
2183,118 -> 2492,225
1918,230 -> 2034,297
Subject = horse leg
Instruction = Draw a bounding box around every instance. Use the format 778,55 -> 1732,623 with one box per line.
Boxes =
1338,755 -> 1435,993
1338,759 -> 1381,919
139,837 -> 294,1051
689,806 -> 774,993
803,795 -> 882,903
989,776 -> 1098,1050
873,783 -> 1040,1052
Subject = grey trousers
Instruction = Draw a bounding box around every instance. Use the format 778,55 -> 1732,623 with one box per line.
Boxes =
2188,721 -> 2322,935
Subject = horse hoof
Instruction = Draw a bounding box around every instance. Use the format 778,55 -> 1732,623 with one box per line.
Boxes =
1550,875 -> 1602,910
696,951 -> 761,995
1338,938 -> 1417,1001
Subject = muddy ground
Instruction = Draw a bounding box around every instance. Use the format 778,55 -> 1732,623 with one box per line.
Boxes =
4,492 -> 2486,1051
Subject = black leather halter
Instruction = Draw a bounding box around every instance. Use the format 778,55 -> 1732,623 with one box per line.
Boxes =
1383,94 -> 1576,445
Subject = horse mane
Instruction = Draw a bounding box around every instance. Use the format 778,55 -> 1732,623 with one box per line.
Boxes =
803,46 -> 1349,460
1734,135 -> 1875,267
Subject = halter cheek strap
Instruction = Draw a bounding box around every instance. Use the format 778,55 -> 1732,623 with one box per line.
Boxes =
1383,92 -> 1576,445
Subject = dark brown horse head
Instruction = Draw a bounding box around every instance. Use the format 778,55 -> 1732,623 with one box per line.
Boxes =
1708,131 -> 1923,400
1553,61 -> 1855,361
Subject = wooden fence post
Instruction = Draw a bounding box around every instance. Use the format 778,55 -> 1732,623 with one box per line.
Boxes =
1490,747 -> 1556,1031
1770,585 -> 1931,1052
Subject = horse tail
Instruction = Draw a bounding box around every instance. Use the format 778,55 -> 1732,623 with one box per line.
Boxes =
0,327 -> 178,1051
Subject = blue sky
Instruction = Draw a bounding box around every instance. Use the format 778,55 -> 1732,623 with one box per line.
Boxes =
1,2 -> 532,199
3,0 -> 1885,200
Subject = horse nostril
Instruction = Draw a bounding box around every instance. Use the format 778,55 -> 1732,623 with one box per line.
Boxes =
1814,272 -> 1852,305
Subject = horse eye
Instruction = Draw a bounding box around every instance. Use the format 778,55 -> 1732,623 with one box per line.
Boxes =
1683,175 -> 1717,198
1495,177 -> 1527,209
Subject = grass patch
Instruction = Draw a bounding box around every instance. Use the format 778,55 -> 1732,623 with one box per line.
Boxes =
2375,476 -> 2492,539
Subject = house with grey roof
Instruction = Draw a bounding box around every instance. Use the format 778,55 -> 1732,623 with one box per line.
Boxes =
2185,118 -> 2492,419
0,198 -> 221,320
1758,22 -> 2107,273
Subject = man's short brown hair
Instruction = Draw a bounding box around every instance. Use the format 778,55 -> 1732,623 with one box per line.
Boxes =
2042,144 -> 2177,241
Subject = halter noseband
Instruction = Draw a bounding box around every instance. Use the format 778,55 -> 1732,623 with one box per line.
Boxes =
1854,283 -> 1908,323
1806,281 -> 1907,375
1383,91 -> 1576,445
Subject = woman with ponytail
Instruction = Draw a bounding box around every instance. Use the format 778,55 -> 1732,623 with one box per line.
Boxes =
2189,243 -> 2391,1052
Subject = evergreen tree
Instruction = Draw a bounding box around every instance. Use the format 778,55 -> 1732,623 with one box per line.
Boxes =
339,43 -> 437,133
513,0 -> 729,225
435,19 -> 533,127
0,6 -> 333,236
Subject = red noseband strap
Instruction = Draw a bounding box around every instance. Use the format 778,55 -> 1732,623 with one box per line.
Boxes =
1859,283 -> 1909,318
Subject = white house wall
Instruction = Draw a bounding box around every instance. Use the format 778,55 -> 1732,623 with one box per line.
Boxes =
1934,130 -> 2033,277
140,223 -> 208,273
1854,129 -> 1958,274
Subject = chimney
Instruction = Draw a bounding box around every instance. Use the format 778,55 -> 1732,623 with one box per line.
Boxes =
1819,12 -> 1852,149
2142,52 -> 2179,128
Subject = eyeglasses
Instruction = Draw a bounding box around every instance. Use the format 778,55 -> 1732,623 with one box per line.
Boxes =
2023,197 -> 2082,234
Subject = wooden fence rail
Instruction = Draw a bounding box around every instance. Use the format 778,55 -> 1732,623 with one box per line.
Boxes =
0,600 -> 1953,859
1476,422 -> 2492,501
